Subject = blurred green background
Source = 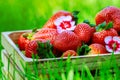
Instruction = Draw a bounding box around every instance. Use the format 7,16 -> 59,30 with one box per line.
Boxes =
0,0 -> 120,54
0,0 -> 120,78
1,0 -> 120,48
0,0 -> 120,53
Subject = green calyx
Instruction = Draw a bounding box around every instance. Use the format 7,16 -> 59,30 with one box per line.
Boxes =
77,43 -> 91,55
37,41 -> 55,58
96,21 -> 113,32
83,19 -> 96,27
72,11 -> 79,25
23,28 -> 38,40
32,28 -> 38,33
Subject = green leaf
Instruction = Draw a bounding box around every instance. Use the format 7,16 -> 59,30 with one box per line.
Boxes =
83,19 -> 96,27
89,23 -> 96,27
37,41 -> 55,58
72,11 -> 79,25
77,43 -> 91,55
83,19 -> 90,24
96,21 -> 113,32
105,21 -> 113,30
96,21 -> 106,32
32,28 -> 38,33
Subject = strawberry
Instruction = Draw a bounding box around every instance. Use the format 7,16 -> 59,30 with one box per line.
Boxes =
43,11 -> 79,34
32,28 -> 58,44
18,28 -> 37,50
74,23 -> 94,43
18,33 -> 30,50
62,50 -> 77,57
25,39 -> 54,58
88,43 -> 107,55
92,22 -> 118,45
53,31 -> 81,52
25,39 -> 44,58
43,11 -> 74,29
95,6 -> 120,32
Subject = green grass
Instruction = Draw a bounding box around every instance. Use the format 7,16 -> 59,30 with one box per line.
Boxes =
1,0 -> 120,80
2,54 -> 120,80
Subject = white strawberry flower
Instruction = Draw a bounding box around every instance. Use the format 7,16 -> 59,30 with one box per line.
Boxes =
104,36 -> 120,54
54,15 -> 76,33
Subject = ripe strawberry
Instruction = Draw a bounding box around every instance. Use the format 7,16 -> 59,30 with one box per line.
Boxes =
18,28 -> 37,50
25,39 -> 54,58
92,22 -> 118,45
53,31 -> 81,52
88,43 -> 107,55
95,6 -> 120,32
62,50 -> 77,57
43,10 -> 79,31
25,39 -> 44,58
74,23 -> 94,43
18,33 -> 30,50
43,11 -> 73,29
32,28 -> 58,44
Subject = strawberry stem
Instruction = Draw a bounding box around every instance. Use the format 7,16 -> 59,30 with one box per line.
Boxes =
96,21 -> 113,32
72,11 -> 79,25
113,42 -> 117,52
37,41 -> 55,58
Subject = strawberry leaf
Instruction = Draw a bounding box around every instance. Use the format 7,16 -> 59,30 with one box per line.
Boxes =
83,19 -> 90,24
105,21 -> 113,30
72,11 -> 79,25
37,41 -> 55,58
96,21 -> 113,32
96,21 -> 106,32
77,43 -> 91,55
32,28 -> 38,33
83,19 -> 96,27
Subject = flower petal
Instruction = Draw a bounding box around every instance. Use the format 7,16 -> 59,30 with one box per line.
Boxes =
70,21 -> 75,27
66,26 -> 76,31
57,26 -> 63,33
114,51 -> 120,54
54,18 -> 63,26
54,16 -> 66,26
113,36 -> 120,43
63,16 -> 72,21
105,45 -> 113,52
116,47 -> 120,51
104,36 -> 112,44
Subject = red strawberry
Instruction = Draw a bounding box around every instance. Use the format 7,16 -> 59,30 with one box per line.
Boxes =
53,31 -> 81,52
74,23 -> 94,43
88,43 -> 107,55
92,22 -> 118,45
18,33 -> 30,50
95,6 -> 120,32
62,50 -> 78,57
32,28 -> 58,44
25,39 -> 54,58
43,10 -> 73,29
25,40 -> 38,58
25,39 -> 45,58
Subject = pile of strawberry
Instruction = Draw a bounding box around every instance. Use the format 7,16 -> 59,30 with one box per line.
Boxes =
18,6 -> 120,58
